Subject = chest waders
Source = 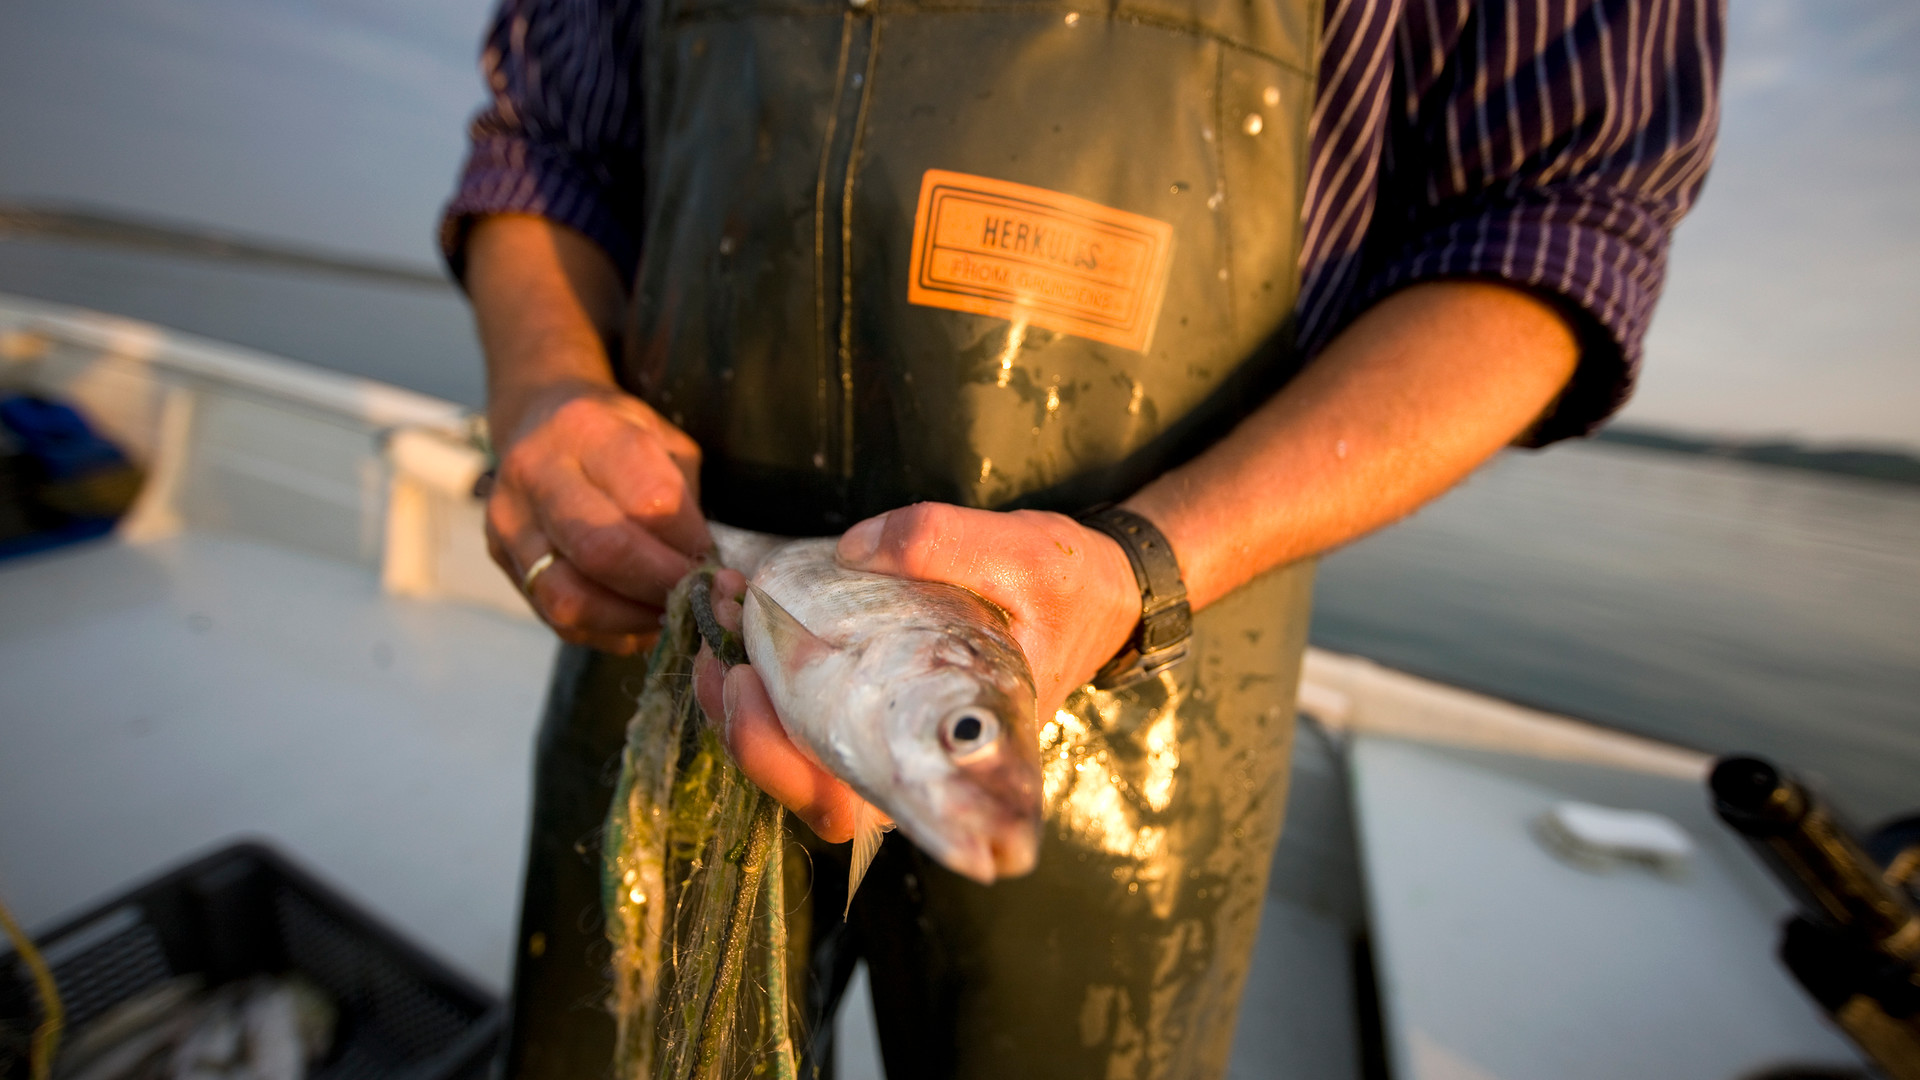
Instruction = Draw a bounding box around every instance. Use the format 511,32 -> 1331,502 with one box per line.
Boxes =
502,0 -> 1320,1075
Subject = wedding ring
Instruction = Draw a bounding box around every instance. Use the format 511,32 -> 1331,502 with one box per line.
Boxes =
522,551 -> 558,592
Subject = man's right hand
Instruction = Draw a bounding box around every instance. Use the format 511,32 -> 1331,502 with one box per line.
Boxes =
486,381 -> 710,655
466,215 -> 710,655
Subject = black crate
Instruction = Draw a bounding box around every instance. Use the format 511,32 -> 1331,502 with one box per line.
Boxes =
0,840 -> 504,1080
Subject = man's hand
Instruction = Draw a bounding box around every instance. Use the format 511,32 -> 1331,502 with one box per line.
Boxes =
692,503 -> 1142,842
486,382 -> 710,654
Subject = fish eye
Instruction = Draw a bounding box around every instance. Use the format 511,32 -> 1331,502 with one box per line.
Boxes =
942,709 -> 1000,762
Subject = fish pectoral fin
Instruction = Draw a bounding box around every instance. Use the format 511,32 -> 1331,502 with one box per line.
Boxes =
844,803 -> 894,919
747,584 -> 832,668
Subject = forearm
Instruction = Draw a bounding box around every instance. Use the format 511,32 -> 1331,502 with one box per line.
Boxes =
465,214 -> 630,442
1123,280 -> 1579,610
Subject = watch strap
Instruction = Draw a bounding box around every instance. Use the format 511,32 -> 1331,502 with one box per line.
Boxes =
1078,506 -> 1192,690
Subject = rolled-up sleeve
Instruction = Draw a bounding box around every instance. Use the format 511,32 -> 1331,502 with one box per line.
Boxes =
440,0 -> 649,284
1302,0 -> 1725,443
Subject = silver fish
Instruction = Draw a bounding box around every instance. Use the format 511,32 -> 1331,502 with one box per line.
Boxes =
729,534 -> 1043,895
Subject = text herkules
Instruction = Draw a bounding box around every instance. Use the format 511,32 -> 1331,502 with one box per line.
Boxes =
980,216 -> 1104,272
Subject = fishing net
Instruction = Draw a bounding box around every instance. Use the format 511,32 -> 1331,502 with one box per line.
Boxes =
601,570 -> 800,1080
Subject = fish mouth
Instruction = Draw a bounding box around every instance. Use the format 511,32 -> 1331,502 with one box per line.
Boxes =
986,818 -> 1040,879
940,818 -> 1040,885
941,754 -> 1042,884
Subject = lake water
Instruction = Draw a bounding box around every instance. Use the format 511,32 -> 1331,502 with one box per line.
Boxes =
1315,440 -> 1920,825
4,244 -> 1915,824
0,240 -> 487,408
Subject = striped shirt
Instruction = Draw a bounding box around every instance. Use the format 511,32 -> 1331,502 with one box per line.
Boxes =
444,0 -> 1723,443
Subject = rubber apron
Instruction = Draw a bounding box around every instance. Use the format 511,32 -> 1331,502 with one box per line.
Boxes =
502,0 -> 1321,1076
626,0 -> 1320,531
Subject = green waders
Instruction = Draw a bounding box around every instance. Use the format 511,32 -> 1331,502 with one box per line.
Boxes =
502,0 -> 1322,1072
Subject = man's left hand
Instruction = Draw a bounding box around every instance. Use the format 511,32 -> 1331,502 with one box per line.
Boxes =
834,504 -> 1142,713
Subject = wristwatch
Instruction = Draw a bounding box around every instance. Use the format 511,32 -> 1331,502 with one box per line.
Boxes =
1077,506 -> 1192,690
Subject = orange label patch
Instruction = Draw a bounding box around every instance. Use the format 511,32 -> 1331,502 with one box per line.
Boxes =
907,170 -> 1174,353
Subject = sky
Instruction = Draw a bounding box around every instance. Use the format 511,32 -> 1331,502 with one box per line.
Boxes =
1622,0 -> 1920,448
0,0 -> 1914,450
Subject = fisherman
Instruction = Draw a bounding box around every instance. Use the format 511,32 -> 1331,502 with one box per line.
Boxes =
442,0 -> 1724,1075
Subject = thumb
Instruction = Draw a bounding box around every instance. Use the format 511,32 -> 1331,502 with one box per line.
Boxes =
834,502 -> 1087,616
835,510 -> 892,569
832,502 -> 1058,624
834,504 -> 1004,603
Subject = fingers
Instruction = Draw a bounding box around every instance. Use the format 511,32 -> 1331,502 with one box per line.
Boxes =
529,469 -> 696,607
718,665 -> 870,844
576,411 -> 711,559
526,551 -> 664,634
710,568 -> 746,630
559,627 -> 655,655
487,484 -> 666,639
488,388 -> 712,642
691,570 -> 746,721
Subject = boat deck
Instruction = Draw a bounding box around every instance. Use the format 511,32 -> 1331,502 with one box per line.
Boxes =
0,531 -> 552,989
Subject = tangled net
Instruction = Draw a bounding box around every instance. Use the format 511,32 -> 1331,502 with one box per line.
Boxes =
601,571 -> 800,1080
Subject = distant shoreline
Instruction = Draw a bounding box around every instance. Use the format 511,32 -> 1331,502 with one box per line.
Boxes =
1592,426 -> 1920,487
